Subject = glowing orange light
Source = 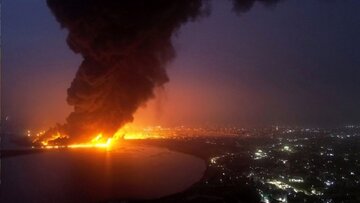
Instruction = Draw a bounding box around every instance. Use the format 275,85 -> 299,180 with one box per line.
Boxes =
113,124 -> 165,140
35,124 -> 165,149
68,134 -> 114,149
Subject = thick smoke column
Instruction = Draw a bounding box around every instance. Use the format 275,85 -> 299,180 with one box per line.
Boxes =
44,0 -> 205,141
41,0 -> 281,143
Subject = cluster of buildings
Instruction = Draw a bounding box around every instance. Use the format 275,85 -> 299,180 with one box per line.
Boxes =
199,126 -> 360,202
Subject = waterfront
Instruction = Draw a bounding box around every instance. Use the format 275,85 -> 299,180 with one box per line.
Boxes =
0,144 -> 206,203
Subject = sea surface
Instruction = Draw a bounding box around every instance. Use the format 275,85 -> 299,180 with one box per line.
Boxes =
0,144 -> 206,203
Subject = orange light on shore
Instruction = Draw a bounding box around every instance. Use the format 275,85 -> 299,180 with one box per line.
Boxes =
113,124 -> 165,140
35,124 -> 165,150
68,134 -> 113,149
34,131 -> 69,146
113,124 -> 144,140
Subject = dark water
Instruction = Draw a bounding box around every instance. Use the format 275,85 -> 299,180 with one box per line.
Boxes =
0,144 -> 206,203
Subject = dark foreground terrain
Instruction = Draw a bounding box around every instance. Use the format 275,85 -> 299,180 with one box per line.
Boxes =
128,126 -> 360,203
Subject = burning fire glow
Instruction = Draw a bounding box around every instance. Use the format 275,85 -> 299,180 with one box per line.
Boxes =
67,134 -> 113,149
31,124 -> 165,149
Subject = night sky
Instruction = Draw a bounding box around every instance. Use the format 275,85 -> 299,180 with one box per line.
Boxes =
3,0 -> 360,132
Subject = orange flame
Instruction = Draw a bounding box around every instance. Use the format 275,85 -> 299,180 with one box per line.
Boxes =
67,133 -> 113,149
35,124 -> 165,149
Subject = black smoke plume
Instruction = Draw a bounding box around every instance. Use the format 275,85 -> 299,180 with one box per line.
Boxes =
42,0 -> 206,142
41,0 -> 281,143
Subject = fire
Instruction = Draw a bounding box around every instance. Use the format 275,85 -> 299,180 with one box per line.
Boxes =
68,134 -> 113,149
113,124 -> 151,140
32,131 -> 69,146
34,124 -> 165,149
37,133 -> 115,150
